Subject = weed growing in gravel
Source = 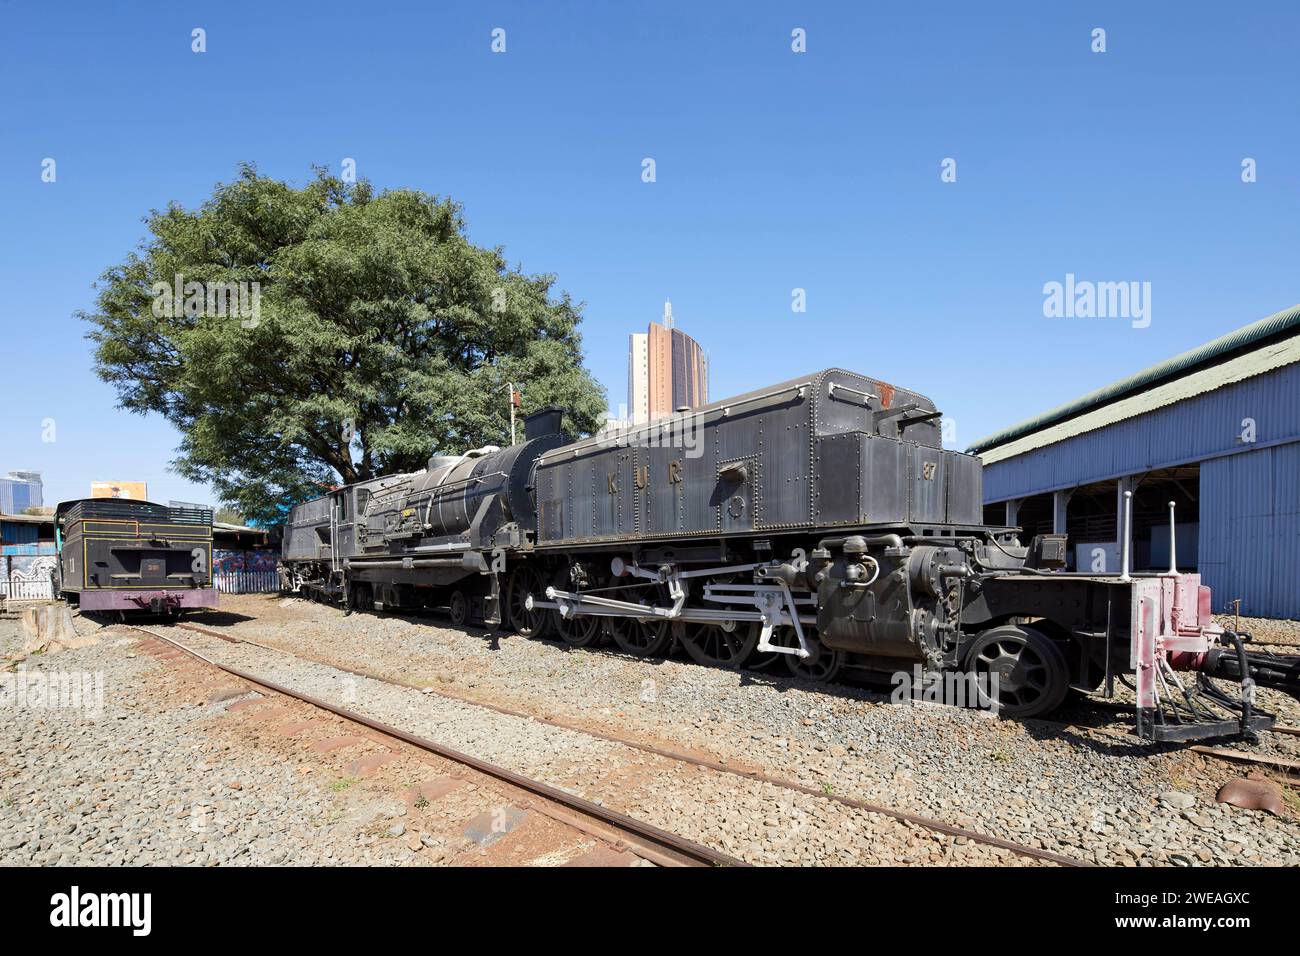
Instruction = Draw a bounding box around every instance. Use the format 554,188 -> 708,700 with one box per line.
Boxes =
413,794 -> 430,810
822,783 -> 835,796
330,777 -> 358,792
989,749 -> 1011,763
1283,788 -> 1300,816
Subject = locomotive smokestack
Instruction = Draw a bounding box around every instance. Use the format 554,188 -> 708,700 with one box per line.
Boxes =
523,406 -> 565,440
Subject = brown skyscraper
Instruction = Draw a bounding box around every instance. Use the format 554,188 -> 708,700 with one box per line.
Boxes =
627,301 -> 708,424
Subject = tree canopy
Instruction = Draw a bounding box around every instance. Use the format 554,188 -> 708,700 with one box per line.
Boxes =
82,165 -> 607,525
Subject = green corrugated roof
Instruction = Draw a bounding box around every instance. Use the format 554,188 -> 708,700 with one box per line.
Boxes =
966,302 -> 1300,455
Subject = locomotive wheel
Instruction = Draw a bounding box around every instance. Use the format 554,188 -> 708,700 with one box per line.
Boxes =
547,569 -> 604,647
349,582 -> 375,612
963,624 -> 1070,718
448,589 -> 469,628
676,619 -> 760,668
605,586 -> 673,657
768,625 -> 844,683
554,609 -> 602,647
506,566 -> 552,639
746,646 -> 785,672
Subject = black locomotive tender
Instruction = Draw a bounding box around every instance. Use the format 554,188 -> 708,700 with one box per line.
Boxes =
55,498 -> 218,615
281,369 -> 1298,742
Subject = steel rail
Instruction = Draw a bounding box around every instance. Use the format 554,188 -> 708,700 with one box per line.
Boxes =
1061,697 -> 1300,739
170,620 -> 1087,867
1187,746 -> 1300,775
127,625 -> 744,868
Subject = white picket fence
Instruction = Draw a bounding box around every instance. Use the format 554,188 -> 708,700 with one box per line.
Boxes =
0,574 -> 55,602
1,572 -> 279,602
214,571 -> 280,594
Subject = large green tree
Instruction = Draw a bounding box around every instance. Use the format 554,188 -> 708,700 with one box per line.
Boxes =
83,165 -> 608,525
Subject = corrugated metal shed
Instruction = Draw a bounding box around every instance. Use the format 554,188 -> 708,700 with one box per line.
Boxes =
969,302 -> 1300,454
1199,444 -> 1300,617
0,520 -> 40,546
978,333 -> 1300,467
1,542 -> 57,557
971,305 -> 1300,618
981,357 -> 1300,501
1,513 -> 56,549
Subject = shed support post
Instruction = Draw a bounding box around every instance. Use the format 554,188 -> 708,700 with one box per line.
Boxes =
1116,475 -> 1135,564
1052,490 -> 1073,535
1004,498 -> 1022,527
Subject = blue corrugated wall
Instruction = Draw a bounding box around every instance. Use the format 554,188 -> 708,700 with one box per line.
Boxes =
0,520 -> 39,546
1200,444 -> 1300,618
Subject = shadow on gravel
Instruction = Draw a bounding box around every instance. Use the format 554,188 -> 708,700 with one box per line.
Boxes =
82,608 -> 254,627
1020,719 -> 1161,758
189,609 -> 257,626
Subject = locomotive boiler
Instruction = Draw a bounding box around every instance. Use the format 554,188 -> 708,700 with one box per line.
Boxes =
280,368 -> 1299,742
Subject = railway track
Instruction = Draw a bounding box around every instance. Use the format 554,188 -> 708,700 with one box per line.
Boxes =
1062,697 -> 1300,738
178,615 -> 1300,806
156,620 -> 1088,867
1022,699 -> 1300,786
1247,642 -> 1300,654
125,624 -> 743,868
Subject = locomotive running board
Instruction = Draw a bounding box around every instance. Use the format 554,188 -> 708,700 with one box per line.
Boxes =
530,584 -> 811,658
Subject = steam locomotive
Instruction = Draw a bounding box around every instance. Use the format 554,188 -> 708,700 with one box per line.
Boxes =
280,368 -> 1298,742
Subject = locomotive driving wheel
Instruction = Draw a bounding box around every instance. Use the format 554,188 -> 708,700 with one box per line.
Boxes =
447,588 -> 469,628
552,574 -> 604,648
963,624 -> 1069,718
506,565 -> 552,639
604,586 -> 673,657
767,625 -> 844,683
555,610 -> 602,647
676,619 -> 760,668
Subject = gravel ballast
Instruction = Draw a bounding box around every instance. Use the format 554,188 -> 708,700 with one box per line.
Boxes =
161,595 -> 1300,866
4,596 -> 1297,866
0,613 -> 656,866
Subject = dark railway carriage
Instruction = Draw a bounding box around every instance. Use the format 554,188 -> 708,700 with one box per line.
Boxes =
279,368 -> 1299,742
55,499 -> 217,614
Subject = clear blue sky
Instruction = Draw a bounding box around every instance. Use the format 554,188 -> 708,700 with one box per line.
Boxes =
2,1 -> 1297,510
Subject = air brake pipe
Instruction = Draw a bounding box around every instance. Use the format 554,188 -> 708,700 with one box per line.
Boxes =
344,557 -> 468,569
